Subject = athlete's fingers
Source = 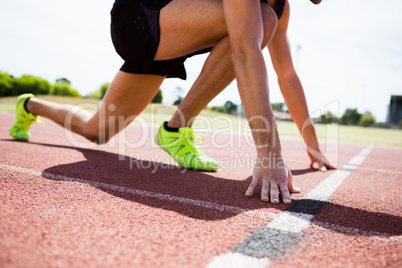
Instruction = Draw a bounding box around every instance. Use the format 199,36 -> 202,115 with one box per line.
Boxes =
310,154 -> 336,171
324,160 -> 336,170
318,161 -> 327,171
287,169 -> 301,193
269,176 -> 280,204
278,177 -> 291,204
261,179 -> 270,202
311,160 -> 325,171
310,161 -> 319,170
245,177 -> 260,197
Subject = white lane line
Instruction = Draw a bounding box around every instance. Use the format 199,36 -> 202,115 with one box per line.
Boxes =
303,145 -> 373,202
0,164 -> 276,219
267,212 -> 314,234
206,253 -> 270,268
207,145 -> 374,267
0,153 -> 20,157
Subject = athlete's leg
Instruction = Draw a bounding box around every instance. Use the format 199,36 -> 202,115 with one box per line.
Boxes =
26,71 -> 165,144
25,0 -> 226,144
156,0 -> 276,60
167,37 -> 233,128
155,0 -> 227,61
166,4 -> 278,128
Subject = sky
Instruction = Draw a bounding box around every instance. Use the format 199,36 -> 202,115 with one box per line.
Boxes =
1,0 -> 401,122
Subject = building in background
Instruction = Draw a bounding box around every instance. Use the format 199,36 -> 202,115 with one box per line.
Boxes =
55,78 -> 71,84
387,95 -> 402,128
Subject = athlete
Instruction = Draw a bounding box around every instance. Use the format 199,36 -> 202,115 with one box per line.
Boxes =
156,0 -> 334,177
10,0 -> 323,204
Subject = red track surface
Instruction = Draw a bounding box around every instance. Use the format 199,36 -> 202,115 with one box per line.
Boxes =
0,113 -> 401,267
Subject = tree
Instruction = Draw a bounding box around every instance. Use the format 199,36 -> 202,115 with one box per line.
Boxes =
12,75 -> 51,96
151,89 -> 163,103
173,96 -> 183,105
225,101 -> 238,115
210,106 -> 227,113
172,86 -> 184,105
100,83 -> 110,98
359,113 -> 375,127
0,71 -> 13,97
271,103 -> 284,112
320,111 -> 338,124
0,71 -> 80,97
50,82 -> 81,97
340,108 -> 361,125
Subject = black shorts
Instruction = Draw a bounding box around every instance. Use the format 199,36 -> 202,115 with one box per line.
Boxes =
274,0 -> 286,20
110,0 -> 280,80
110,0 -> 211,80
261,0 -> 285,20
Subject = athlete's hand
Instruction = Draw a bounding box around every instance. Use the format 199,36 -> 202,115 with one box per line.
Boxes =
245,156 -> 300,204
307,149 -> 335,171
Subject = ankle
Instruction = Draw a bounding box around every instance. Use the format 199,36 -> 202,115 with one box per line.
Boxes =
24,98 -> 31,113
167,119 -> 186,129
25,97 -> 37,116
168,115 -> 195,129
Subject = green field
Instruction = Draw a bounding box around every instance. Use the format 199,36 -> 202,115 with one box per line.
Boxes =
1,96 -> 401,147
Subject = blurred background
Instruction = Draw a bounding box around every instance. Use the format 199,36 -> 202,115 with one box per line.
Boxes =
0,0 -> 401,129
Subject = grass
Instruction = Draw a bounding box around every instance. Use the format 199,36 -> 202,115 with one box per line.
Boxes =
1,95 -> 401,147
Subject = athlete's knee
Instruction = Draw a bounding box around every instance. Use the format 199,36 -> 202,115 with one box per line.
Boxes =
261,5 -> 278,48
87,134 -> 109,145
81,124 -> 110,145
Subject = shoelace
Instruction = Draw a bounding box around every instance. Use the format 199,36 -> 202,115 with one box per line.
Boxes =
190,133 -> 205,144
16,116 -> 46,129
178,132 -> 205,155
36,117 -> 46,126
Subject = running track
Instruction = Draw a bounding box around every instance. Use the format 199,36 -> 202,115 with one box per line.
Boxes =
0,113 -> 401,267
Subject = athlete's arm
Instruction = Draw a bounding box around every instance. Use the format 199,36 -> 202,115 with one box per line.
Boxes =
223,0 -> 299,204
268,0 -> 334,170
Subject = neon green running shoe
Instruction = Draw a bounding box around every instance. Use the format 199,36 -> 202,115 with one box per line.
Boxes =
155,122 -> 219,172
9,93 -> 42,141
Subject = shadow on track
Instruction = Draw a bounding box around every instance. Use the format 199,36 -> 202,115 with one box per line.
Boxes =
288,199 -> 402,236
21,141 -> 275,221
6,140 -> 401,237
290,168 -> 317,176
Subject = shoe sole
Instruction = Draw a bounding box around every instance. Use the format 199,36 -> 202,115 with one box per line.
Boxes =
155,138 -> 217,172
